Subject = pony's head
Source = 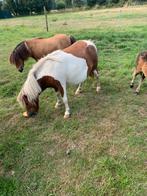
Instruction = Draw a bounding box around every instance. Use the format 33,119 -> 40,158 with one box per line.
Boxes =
9,41 -> 30,72
22,95 -> 39,117
17,71 -> 42,117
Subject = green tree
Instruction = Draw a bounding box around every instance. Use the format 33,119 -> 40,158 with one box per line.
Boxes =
3,0 -> 53,16
97,0 -> 107,5
65,0 -> 72,7
0,1 -> 2,11
87,0 -> 97,7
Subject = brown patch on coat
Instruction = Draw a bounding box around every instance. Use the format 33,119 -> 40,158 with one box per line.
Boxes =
63,41 -> 98,76
37,76 -> 64,97
135,51 -> 147,76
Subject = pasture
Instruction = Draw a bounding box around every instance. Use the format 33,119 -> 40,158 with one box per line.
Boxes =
0,6 -> 147,195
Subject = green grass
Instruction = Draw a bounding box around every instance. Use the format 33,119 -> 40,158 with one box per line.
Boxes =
0,5 -> 147,196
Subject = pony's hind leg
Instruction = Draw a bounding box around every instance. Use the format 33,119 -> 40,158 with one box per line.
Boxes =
75,83 -> 82,95
135,65 -> 147,94
62,86 -> 71,119
55,92 -> 63,109
135,73 -> 145,94
94,70 -> 101,92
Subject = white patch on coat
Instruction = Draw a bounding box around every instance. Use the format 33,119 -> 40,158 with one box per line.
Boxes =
83,40 -> 97,52
35,50 -> 88,86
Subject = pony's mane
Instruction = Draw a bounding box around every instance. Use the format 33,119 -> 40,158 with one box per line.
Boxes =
9,41 -> 30,65
17,71 -> 41,107
140,51 -> 147,62
70,35 -> 76,45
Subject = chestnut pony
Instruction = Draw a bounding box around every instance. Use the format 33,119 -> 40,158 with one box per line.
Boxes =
130,51 -> 147,94
9,34 -> 76,72
17,40 -> 100,119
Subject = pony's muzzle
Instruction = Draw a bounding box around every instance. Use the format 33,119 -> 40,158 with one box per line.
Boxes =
18,65 -> 24,72
28,111 -> 38,117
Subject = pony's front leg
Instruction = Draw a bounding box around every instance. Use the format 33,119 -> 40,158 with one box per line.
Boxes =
130,69 -> 137,88
94,70 -> 101,92
55,92 -> 63,109
62,87 -> 71,119
75,83 -> 82,95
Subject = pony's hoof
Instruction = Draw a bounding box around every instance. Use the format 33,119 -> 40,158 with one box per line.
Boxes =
130,84 -> 134,88
96,86 -> 101,93
64,113 -> 71,119
75,90 -> 82,95
135,91 -> 139,95
55,103 -> 62,109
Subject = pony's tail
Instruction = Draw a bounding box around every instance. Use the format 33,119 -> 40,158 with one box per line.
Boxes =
70,35 -> 76,45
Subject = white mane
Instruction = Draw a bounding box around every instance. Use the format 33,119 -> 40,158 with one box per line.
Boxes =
17,50 -> 63,107
83,40 -> 97,52
17,72 -> 41,107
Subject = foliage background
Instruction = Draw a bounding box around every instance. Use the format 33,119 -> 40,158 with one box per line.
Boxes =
0,0 -> 147,16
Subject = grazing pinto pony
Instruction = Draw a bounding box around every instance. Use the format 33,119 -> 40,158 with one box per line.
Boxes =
130,51 -> 147,94
17,40 -> 100,119
9,34 -> 76,72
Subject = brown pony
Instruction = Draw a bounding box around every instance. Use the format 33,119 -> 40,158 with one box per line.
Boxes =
130,51 -> 147,94
9,34 -> 76,72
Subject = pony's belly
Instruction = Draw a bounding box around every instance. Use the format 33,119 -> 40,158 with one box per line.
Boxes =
66,64 -> 88,85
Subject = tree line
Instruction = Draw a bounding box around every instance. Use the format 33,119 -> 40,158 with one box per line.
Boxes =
0,0 -> 146,17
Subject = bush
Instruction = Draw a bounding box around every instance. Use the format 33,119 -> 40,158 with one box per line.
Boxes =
56,1 -> 66,9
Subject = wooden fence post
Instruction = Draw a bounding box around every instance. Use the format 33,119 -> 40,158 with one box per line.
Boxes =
44,6 -> 48,32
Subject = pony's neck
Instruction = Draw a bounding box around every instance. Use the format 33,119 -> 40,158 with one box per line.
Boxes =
25,41 -> 40,61
24,42 -> 33,59
37,76 -> 64,96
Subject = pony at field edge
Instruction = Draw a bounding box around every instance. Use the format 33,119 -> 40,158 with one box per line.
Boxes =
17,40 -> 100,119
130,51 -> 147,94
9,34 -> 76,72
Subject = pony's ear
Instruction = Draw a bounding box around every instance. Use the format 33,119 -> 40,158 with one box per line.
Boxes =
23,95 -> 29,105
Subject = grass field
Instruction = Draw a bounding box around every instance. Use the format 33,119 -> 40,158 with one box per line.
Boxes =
0,5 -> 147,196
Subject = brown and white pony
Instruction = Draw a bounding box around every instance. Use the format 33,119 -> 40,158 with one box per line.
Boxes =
130,51 -> 147,94
9,34 -> 76,72
17,40 -> 100,119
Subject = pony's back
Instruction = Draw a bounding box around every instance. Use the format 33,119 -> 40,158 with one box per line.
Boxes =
32,50 -> 88,85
